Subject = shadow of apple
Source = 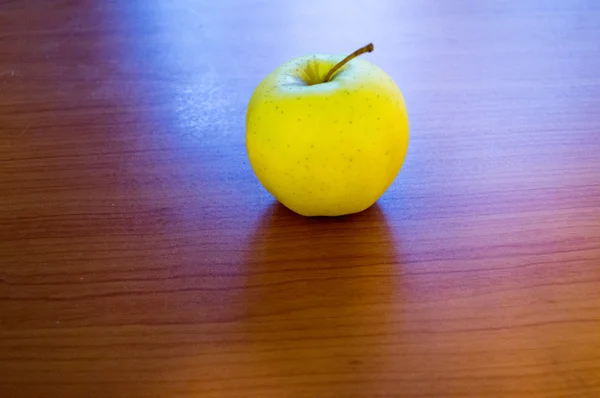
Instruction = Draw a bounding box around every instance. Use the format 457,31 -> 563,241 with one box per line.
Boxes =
240,201 -> 408,396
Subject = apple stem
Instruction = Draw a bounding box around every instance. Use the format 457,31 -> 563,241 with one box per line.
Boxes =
323,43 -> 374,83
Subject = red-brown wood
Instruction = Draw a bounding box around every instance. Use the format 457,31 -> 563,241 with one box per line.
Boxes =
1,1 -> 599,397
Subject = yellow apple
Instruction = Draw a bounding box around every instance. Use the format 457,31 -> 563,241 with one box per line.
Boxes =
246,44 -> 409,216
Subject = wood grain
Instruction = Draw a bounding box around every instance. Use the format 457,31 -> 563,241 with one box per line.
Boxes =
1,0 -> 600,397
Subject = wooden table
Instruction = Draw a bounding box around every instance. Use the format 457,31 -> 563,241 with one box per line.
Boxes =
1,1 -> 599,397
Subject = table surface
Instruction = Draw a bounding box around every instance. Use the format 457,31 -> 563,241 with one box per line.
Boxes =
1,1 -> 600,397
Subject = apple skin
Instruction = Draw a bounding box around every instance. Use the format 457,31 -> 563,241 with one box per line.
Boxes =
246,53 -> 409,217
